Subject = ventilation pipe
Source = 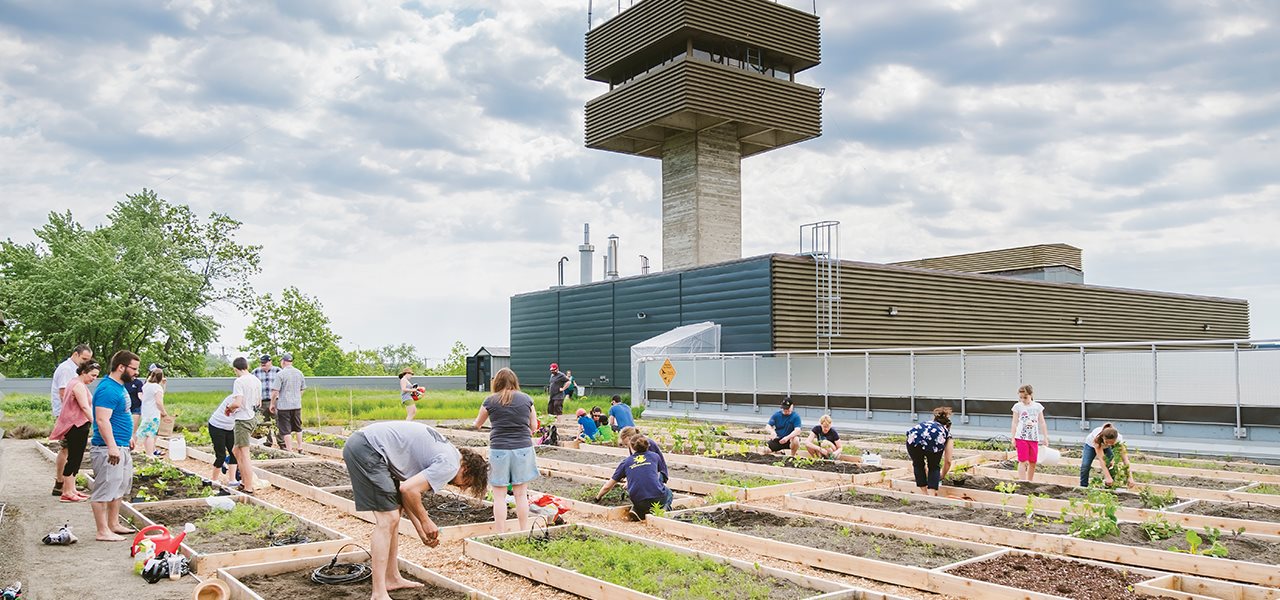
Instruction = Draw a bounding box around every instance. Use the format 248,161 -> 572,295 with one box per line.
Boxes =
606,234 -> 620,280
640,255 -> 650,275
578,223 -> 594,285
555,256 -> 569,288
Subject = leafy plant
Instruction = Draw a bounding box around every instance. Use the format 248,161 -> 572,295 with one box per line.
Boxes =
705,488 -> 738,506
945,463 -> 971,483
1248,484 -> 1280,495
716,475 -> 786,489
1066,487 -> 1120,540
649,503 -> 668,518
1139,487 -> 1177,510
1170,527 -> 1229,558
196,504 -> 296,538
1140,515 -> 1184,541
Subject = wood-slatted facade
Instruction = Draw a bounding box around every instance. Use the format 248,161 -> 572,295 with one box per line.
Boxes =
889,243 -> 1083,274
771,254 -> 1249,350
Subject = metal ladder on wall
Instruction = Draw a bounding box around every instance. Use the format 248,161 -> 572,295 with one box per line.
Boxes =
800,221 -> 842,350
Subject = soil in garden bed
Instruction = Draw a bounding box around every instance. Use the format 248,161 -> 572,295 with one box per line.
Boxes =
238,567 -> 464,599
535,446 -> 618,465
140,503 -> 338,554
943,474 -> 1155,507
440,433 -> 488,447
303,434 -> 347,449
251,446 -> 304,460
667,464 -> 792,487
330,489 -> 514,527
265,462 -> 352,488
988,461 -> 1243,490
530,474 -> 630,506
1174,501 -> 1280,524
675,507 -> 976,568
947,553 -> 1152,600
845,446 -> 911,461
809,490 -> 1280,564
487,526 -> 814,600
714,452 -> 885,475
131,470 -> 217,502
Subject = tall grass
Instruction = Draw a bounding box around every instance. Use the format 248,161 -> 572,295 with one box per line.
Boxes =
1,389 -> 637,435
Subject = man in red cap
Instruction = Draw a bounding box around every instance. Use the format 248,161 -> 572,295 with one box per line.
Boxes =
548,363 -> 570,423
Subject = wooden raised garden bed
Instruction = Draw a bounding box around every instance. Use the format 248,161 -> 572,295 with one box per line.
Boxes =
533,446 -> 827,501
296,430 -> 347,459
1136,573 -> 1280,600
570,442 -> 903,485
123,494 -> 350,575
650,503 -> 1010,594
898,473 -> 1280,537
980,459 -> 1250,490
465,523 -> 906,600
217,550 -> 497,600
526,469 -> 700,520
784,485 -> 1280,587
971,464 -> 1273,505
941,549 -> 1163,600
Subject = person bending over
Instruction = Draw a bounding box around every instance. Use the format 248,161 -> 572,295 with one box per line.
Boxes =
595,436 -> 672,520
343,421 -> 488,600
763,398 -> 802,456
905,407 -> 955,496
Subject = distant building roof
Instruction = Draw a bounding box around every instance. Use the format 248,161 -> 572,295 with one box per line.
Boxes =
890,243 -> 1083,275
474,346 -> 510,358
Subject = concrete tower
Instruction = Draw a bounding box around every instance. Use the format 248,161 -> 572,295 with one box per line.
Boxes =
584,0 -> 822,270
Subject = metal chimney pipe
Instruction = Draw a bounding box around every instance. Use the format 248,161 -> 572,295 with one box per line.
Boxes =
556,256 -> 569,287
639,254 -> 650,275
607,234 -> 620,280
578,223 -> 594,285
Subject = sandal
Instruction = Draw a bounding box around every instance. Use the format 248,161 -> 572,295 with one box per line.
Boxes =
59,494 -> 85,503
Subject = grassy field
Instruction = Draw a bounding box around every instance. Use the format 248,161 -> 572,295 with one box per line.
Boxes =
0,389 -> 638,437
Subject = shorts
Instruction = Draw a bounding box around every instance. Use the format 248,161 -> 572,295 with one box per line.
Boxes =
547,397 -> 564,416
487,447 -> 539,487
130,397 -> 142,415
401,395 -> 415,407
234,415 -> 258,447
276,409 -> 303,435
136,417 -> 161,439
343,431 -> 401,512
767,438 -> 793,452
1015,438 -> 1040,463
89,445 -> 133,502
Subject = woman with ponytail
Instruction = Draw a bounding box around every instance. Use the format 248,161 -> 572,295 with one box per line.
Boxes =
1080,422 -> 1132,488
473,367 -> 538,533
904,406 -> 955,495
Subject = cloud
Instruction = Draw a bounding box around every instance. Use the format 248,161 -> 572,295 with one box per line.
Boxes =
1,0 -> 1278,357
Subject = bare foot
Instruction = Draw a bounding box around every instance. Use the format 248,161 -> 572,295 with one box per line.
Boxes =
111,527 -> 134,534
386,578 -> 424,591
96,533 -> 125,542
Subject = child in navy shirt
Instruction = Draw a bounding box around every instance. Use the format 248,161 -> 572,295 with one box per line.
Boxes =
595,436 -> 672,520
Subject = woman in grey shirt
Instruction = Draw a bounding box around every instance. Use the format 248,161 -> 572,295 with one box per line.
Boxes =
473,367 -> 538,533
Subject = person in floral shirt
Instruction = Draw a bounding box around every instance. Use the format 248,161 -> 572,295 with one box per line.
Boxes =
904,407 -> 955,495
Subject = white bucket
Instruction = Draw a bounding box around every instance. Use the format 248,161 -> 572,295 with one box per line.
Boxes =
169,437 -> 187,461
1038,446 -> 1061,466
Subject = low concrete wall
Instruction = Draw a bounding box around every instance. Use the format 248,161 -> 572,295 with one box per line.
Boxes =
0,375 -> 465,395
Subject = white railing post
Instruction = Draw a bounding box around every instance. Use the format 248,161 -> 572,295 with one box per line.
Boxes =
692,357 -> 698,410
1079,346 -> 1088,430
752,354 -> 759,413
960,349 -> 968,424
910,350 -> 917,421
823,352 -> 830,413
1234,343 -> 1245,439
1017,347 -> 1023,384
1151,344 -> 1161,434
786,352 -> 792,398
864,351 -> 871,419
722,356 -> 728,411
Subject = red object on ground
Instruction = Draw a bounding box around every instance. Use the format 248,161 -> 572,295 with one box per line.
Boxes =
131,525 -> 186,556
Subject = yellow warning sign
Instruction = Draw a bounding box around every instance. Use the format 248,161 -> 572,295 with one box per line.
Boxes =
659,358 -> 677,387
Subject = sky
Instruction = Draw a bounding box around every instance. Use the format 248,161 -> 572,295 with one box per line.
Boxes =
1,0 -> 1277,361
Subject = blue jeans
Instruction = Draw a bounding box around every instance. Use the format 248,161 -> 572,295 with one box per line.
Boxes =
1079,444 -> 1113,487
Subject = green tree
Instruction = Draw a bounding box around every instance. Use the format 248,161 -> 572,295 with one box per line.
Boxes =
377,343 -> 423,374
240,287 -> 342,371
425,340 -> 469,376
0,190 -> 261,376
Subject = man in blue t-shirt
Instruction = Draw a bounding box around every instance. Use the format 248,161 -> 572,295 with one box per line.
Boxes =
764,398 -> 803,456
607,395 -> 635,432
90,350 -> 141,541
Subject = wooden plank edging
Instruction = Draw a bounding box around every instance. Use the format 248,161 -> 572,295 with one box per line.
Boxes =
215,550 -> 498,600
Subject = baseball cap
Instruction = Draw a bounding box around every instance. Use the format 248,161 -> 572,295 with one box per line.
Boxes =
575,408 -> 587,416
281,353 -> 293,362
549,362 -> 558,371
780,398 -> 794,409
259,354 -> 271,364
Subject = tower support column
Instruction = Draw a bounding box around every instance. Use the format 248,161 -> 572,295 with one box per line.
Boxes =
661,122 -> 742,270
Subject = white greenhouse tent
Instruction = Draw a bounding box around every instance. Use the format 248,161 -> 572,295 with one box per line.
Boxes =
630,321 -> 721,406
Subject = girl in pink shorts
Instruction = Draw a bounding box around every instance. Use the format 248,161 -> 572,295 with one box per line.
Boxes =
1010,384 -> 1048,481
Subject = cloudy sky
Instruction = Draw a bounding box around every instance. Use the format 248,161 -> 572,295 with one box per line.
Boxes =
2,0 -> 1277,361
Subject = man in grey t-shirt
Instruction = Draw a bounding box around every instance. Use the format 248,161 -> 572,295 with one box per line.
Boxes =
269,353 -> 306,451
342,421 -> 489,600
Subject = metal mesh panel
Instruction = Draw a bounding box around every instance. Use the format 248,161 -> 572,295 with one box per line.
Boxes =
829,355 -> 867,396
915,354 -> 960,398
1085,351 -> 1154,404
1156,349 -> 1235,405
966,353 -> 1019,399
869,354 -> 911,397
1240,348 -> 1280,407
724,356 -> 756,393
790,355 -> 826,394
1021,352 -> 1084,402
756,356 -> 789,394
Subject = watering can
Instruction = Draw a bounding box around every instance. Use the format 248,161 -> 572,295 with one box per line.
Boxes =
132,523 -> 194,556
